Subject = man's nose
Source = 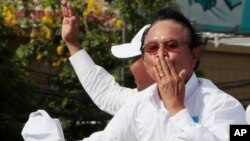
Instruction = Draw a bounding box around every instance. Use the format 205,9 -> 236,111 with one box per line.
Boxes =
156,44 -> 168,58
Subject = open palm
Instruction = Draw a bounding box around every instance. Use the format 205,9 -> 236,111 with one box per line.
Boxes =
61,0 -> 79,43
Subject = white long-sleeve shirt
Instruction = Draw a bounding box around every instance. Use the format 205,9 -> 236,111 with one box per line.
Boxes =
69,49 -> 153,115
84,73 -> 247,141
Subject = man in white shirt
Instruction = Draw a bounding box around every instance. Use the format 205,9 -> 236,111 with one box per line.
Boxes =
83,7 -> 247,141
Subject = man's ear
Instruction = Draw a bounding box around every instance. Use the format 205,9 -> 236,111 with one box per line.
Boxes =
191,47 -> 201,68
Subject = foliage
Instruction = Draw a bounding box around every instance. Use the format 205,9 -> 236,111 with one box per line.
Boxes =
0,17 -> 39,140
0,0 -> 175,140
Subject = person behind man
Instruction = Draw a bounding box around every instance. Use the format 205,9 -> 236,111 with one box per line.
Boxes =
61,0 -> 154,115
111,26 -> 153,91
83,7 -> 247,141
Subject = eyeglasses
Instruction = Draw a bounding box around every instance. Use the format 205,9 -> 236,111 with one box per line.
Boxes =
142,39 -> 184,54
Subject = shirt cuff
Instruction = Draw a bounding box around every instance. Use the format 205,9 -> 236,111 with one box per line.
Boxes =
69,49 -> 95,72
169,108 -> 194,130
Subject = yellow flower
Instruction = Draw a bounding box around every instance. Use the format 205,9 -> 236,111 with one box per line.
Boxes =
46,30 -> 52,40
52,61 -> 57,67
40,26 -> 53,40
56,45 -> 64,56
36,52 -> 43,61
41,15 -> 53,27
95,0 -> 104,15
5,15 -> 15,27
44,6 -> 53,16
30,28 -> 37,38
2,6 -> 14,17
2,6 -> 16,27
115,19 -> 123,29
84,0 -> 96,16
110,18 -> 116,24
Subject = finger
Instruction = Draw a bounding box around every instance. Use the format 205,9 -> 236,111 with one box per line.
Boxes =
61,1 -> 68,17
178,69 -> 186,95
165,57 -> 177,76
71,16 -> 79,29
155,57 -> 165,78
153,66 -> 161,83
179,69 -> 186,82
158,51 -> 171,76
67,3 -> 73,17
71,16 -> 77,24
61,0 -> 67,6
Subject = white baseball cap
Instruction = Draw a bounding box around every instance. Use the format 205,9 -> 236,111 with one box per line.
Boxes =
111,24 -> 150,59
21,109 -> 65,141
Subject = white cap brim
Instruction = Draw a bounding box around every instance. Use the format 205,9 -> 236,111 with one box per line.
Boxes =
111,24 -> 150,59
111,43 -> 142,59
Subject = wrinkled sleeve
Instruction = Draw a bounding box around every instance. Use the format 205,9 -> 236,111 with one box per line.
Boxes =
69,49 -> 137,115
168,97 -> 246,141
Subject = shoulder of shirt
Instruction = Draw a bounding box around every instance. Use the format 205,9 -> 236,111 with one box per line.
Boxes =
196,77 -> 242,107
197,77 -> 229,96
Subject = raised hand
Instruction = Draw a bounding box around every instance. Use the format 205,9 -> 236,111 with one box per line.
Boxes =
61,0 -> 81,55
153,52 -> 186,116
61,0 -> 78,43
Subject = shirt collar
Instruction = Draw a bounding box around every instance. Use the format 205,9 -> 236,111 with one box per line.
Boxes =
184,73 -> 199,101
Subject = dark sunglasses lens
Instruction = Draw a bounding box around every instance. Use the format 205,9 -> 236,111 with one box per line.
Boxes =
166,40 -> 179,50
143,40 -> 180,54
144,43 -> 159,54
